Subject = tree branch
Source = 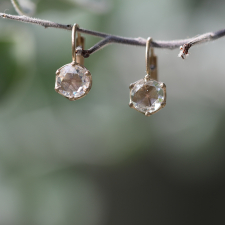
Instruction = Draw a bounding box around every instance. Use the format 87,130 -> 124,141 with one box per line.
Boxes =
1,13 -> 225,58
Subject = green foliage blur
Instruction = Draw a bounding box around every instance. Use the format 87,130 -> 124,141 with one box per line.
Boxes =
1,0 -> 225,224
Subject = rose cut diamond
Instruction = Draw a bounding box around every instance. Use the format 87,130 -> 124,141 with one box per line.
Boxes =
55,63 -> 92,100
129,78 -> 166,115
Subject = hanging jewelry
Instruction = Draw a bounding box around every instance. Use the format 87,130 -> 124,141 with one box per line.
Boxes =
55,24 -> 92,101
129,37 -> 166,116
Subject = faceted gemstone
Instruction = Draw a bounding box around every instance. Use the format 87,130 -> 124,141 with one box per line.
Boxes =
130,78 -> 166,114
55,63 -> 92,100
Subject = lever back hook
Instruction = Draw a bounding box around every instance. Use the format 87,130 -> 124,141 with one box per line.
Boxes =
72,23 -> 79,63
72,23 -> 85,65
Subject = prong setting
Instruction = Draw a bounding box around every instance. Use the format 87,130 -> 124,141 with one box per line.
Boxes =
129,78 -> 166,116
55,63 -> 92,101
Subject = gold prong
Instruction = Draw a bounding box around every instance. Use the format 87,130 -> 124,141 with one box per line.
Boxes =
161,82 -> 166,88
129,83 -> 135,89
161,102 -> 166,108
56,70 -> 60,75
145,111 -> 151,116
85,71 -> 91,76
145,74 -> 151,81
129,102 -> 133,108
67,97 -> 74,101
71,61 -> 76,66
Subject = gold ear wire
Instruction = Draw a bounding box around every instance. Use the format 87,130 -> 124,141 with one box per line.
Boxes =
145,37 -> 158,81
146,37 -> 152,76
72,23 -> 79,63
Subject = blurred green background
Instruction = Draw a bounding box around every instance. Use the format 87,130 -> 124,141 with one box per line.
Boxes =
1,0 -> 225,224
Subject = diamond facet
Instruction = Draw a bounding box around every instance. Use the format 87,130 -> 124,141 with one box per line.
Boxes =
129,78 -> 166,115
55,63 -> 92,100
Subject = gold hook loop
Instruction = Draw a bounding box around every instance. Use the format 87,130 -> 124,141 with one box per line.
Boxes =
72,23 -> 80,63
146,37 -> 152,76
146,37 -> 157,81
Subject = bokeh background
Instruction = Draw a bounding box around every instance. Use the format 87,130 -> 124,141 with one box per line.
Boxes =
1,0 -> 225,224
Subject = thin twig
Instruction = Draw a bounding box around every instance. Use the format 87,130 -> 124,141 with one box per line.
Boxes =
1,13 -> 225,58
81,36 -> 147,57
0,13 -> 72,30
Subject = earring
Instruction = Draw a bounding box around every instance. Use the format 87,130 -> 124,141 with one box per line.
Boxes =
129,37 -> 166,116
55,24 -> 92,101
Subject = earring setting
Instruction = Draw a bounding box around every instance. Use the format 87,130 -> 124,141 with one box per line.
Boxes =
129,37 -> 166,116
55,24 -> 92,101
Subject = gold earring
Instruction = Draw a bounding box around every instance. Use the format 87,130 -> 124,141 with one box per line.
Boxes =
55,24 -> 92,101
129,37 -> 166,116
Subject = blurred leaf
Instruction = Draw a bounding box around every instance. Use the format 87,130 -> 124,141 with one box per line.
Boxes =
0,41 -> 18,100
66,0 -> 112,14
35,0 -> 78,13
0,26 -> 35,116
35,0 -> 112,14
